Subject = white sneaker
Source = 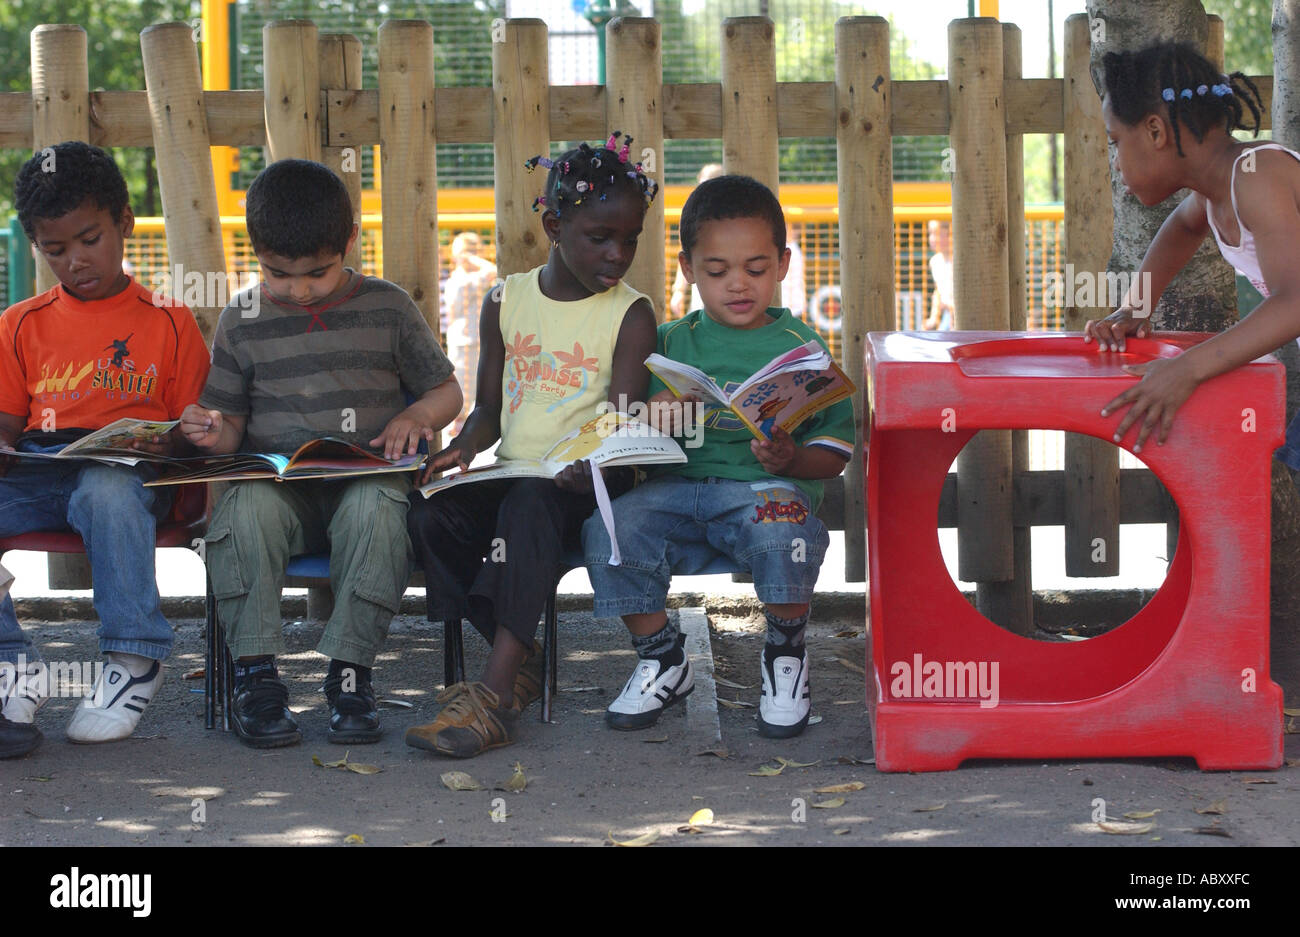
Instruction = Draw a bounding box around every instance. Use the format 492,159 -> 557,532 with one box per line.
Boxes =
606,654 -> 694,730
0,657 -> 48,724
66,658 -> 163,743
758,650 -> 811,738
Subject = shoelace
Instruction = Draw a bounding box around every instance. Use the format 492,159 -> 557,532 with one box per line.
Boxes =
435,681 -> 498,720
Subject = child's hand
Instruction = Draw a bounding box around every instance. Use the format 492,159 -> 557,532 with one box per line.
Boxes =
1100,355 -> 1199,453
181,405 -> 223,450
554,459 -> 598,494
1084,306 -> 1152,352
129,428 -> 178,457
752,426 -> 798,475
421,438 -> 477,485
371,414 -> 435,461
646,389 -> 699,436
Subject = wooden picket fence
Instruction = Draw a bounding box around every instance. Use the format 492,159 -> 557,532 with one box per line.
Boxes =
0,14 -> 1271,629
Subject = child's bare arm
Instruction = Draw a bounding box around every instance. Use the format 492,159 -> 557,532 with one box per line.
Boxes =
1086,193 -> 1209,350
371,378 -> 463,460
0,411 -> 25,477
180,405 -> 246,454
751,427 -> 849,479
1102,158 -> 1300,451
422,289 -> 504,482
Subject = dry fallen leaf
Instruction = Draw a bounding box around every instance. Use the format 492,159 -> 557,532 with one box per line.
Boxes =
1195,800 -> 1227,816
1286,758 -> 1300,767
836,657 -> 866,675
377,698 -> 414,709
1287,718 -> 1298,735
695,749 -> 729,759
678,807 -> 715,833
440,771 -> 483,792
913,803 -> 946,812
643,736 -> 669,744
562,685 -> 602,693
718,698 -> 756,709
1241,777 -> 1277,785
345,762 -> 382,775
811,797 -> 846,809
182,669 -> 205,680
775,757 -> 819,768
503,762 -> 527,793
1194,826 -> 1231,838
815,781 -> 866,794
808,715 -> 824,726
1283,707 -> 1300,717
1122,810 -> 1160,820
404,838 -> 446,846
833,828 -> 851,835
608,829 -> 659,847
833,700 -> 856,705
836,755 -> 874,766
1098,820 -> 1155,835
343,833 -> 364,845
714,676 -> 753,690
749,763 -> 785,777
832,630 -> 862,638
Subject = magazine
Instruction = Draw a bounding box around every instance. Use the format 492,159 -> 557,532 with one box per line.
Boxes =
644,340 -> 855,440
2,417 -> 181,466
419,412 -> 686,497
143,437 -> 424,486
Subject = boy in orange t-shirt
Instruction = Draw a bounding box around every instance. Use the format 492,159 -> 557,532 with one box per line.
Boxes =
0,142 -> 209,757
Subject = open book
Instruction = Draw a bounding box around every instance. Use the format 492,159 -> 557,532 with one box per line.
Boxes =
2,417 -> 181,466
645,340 -> 855,440
143,437 -> 423,486
419,412 -> 685,497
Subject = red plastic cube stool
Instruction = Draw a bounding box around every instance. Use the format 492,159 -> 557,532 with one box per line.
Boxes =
864,331 -> 1285,772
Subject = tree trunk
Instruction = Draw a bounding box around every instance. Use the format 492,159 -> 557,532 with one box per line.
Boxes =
1086,1 -> 1237,332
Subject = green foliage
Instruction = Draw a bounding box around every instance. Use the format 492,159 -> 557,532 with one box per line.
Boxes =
0,0 -> 200,217
1203,0 -> 1272,77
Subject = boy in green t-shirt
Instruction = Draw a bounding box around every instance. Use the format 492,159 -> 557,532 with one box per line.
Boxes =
582,175 -> 855,739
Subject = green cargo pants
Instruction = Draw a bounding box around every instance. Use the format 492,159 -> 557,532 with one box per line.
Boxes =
205,474 -> 414,666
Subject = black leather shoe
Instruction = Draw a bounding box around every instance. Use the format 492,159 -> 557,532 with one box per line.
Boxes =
0,713 -> 41,759
231,673 -> 302,749
323,670 -> 381,744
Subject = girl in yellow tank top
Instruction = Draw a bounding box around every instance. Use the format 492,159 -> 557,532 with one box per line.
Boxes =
404,133 -> 659,758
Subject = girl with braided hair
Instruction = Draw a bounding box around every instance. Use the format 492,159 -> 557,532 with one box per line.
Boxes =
1084,42 -> 1300,464
404,133 -> 659,758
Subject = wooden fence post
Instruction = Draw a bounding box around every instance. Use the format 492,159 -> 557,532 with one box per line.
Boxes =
606,17 -> 665,317
319,33 -> 364,271
949,19 -> 1015,611
835,15 -> 892,584
993,21 -> 1034,634
378,20 -> 439,333
1063,13 -> 1120,577
263,20 -> 321,163
720,16 -> 779,257
492,19 -> 550,279
31,25 -> 93,591
141,22 -> 229,342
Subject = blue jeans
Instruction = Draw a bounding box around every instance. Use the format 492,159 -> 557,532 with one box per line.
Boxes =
1277,411 -> 1300,473
582,475 -> 829,617
0,443 -> 174,664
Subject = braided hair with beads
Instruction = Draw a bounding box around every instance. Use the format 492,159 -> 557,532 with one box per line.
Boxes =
1101,42 -> 1263,157
524,131 -> 659,219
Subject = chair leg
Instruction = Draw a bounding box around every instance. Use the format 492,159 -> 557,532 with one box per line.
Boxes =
541,590 -> 558,724
444,619 -> 465,687
204,575 -> 216,731
221,634 -> 232,732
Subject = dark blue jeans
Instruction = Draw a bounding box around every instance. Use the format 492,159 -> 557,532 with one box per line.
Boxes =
0,443 -> 173,663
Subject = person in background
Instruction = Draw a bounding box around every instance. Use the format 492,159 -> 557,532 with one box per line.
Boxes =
923,219 -> 954,330
444,232 -> 498,433
669,163 -> 725,318
783,222 -> 807,321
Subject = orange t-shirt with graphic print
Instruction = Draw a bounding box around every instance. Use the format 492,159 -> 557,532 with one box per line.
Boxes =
0,279 -> 210,437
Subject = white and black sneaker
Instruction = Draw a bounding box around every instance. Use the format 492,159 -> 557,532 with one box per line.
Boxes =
0,657 -> 48,725
66,657 -> 163,743
606,655 -> 694,730
758,649 -> 811,738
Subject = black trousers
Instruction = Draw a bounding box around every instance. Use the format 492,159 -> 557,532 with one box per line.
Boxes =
406,473 -> 630,646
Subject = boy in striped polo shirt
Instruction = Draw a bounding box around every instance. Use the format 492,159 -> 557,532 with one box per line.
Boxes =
182,160 -> 462,749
